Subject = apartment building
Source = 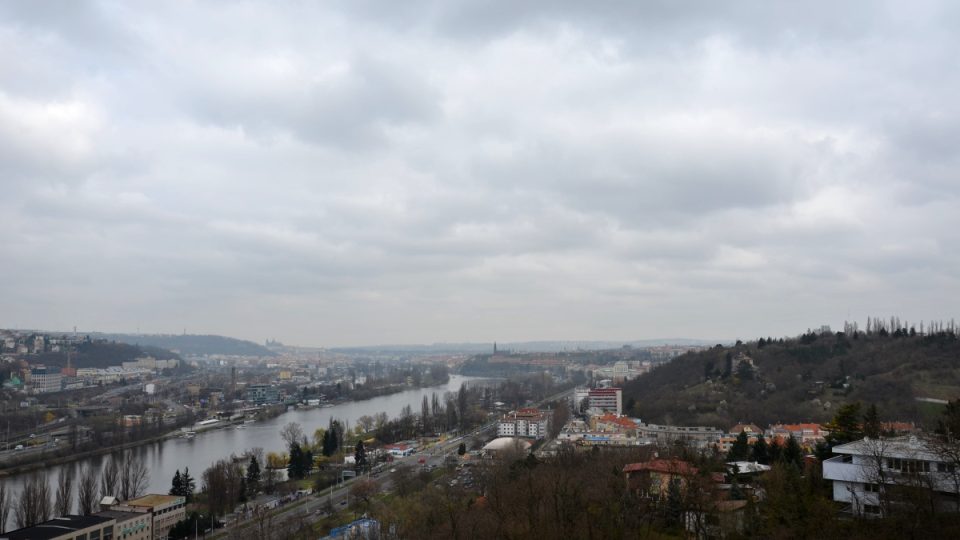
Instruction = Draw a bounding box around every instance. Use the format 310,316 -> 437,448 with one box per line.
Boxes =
29,364 -> 62,394
587,387 -> 623,415
823,436 -> 960,517
1,515 -> 116,540
637,423 -> 723,450
111,495 -> 186,540
497,408 -> 550,439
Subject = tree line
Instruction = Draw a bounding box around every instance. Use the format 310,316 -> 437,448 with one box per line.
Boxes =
0,450 -> 149,533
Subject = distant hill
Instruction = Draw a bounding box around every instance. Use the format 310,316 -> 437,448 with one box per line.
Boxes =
332,338 -> 714,355
32,341 -> 180,369
622,329 -> 960,429
98,333 -> 275,357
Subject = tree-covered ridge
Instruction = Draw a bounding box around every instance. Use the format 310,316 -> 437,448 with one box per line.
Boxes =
623,325 -> 960,428
28,340 -> 180,369
99,333 -> 275,357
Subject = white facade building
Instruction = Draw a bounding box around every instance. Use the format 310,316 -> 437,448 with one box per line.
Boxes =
29,365 -> 62,394
823,436 -> 960,517
497,409 -> 550,439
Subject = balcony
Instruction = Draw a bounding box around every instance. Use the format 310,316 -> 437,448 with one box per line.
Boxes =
823,456 -> 867,483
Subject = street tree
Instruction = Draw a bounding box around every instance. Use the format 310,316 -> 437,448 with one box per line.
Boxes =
15,474 -> 51,528
119,451 -> 149,501
54,468 -> 73,517
246,455 -> 261,494
354,440 -> 368,473
100,457 -> 120,498
0,479 -> 10,534
76,466 -> 99,515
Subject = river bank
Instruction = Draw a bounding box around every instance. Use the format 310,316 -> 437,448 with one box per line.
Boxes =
0,377 -> 463,480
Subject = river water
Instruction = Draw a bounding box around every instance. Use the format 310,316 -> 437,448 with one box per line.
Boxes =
0,375 -> 490,520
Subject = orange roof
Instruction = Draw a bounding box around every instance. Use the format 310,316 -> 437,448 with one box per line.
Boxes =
773,423 -> 823,433
597,413 -> 637,429
624,459 -> 699,476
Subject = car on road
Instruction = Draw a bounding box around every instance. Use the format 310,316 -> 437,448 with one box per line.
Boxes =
15,445 -> 23,451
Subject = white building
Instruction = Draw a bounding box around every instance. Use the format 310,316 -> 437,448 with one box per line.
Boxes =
29,365 -> 62,394
587,387 -> 623,415
497,408 -> 550,439
636,423 -> 723,450
823,436 -> 960,517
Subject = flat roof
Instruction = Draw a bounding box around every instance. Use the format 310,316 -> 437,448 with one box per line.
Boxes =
95,510 -> 145,524
1,515 -> 113,540
125,494 -> 184,508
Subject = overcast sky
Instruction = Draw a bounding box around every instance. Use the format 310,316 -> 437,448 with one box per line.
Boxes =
1,1 -> 959,346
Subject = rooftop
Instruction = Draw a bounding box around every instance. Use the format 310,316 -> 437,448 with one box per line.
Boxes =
623,459 -> 700,476
483,437 -> 533,452
0,515 -> 113,540
124,494 -> 183,508
95,510 -> 146,524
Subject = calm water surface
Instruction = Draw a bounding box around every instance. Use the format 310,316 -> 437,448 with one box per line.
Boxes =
0,375 -> 491,516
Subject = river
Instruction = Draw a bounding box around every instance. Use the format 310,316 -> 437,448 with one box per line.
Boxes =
0,375 -> 492,520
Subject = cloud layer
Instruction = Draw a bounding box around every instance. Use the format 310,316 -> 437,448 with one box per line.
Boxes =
1,1 -> 958,345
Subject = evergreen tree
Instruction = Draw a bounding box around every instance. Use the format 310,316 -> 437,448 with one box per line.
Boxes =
354,441 -> 367,472
181,468 -> 196,503
824,402 -> 863,447
730,476 -> 745,500
863,403 -> 882,438
322,429 -> 337,457
768,438 -> 782,464
936,398 -> 960,442
665,478 -> 684,527
783,435 -> 803,469
288,442 -> 305,480
751,434 -> 769,465
169,469 -> 182,497
301,448 -> 313,477
728,431 -> 750,462
246,455 -> 261,493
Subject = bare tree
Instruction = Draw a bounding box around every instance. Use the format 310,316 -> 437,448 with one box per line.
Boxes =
280,422 -> 304,448
203,458 -> 245,520
0,479 -> 11,534
119,451 -> 150,501
54,467 -> 73,517
77,466 -> 99,515
100,456 -> 120,498
15,474 -> 51,528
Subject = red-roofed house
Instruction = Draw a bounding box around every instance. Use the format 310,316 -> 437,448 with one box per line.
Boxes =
767,423 -> 828,449
591,413 -> 638,434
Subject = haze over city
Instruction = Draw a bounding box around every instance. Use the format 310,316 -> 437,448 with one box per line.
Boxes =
2,1 -> 959,346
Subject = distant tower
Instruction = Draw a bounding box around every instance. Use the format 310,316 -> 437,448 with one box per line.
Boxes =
230,366 -> 237,399
494,342 -> 497,355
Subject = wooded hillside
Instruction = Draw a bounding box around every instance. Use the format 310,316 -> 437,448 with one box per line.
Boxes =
623,328 -> 960,429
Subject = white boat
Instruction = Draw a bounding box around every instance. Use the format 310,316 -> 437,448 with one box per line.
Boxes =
183,431 -> 196,439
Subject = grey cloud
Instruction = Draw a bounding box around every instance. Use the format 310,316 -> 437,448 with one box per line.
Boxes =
1,1 -> 959,344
